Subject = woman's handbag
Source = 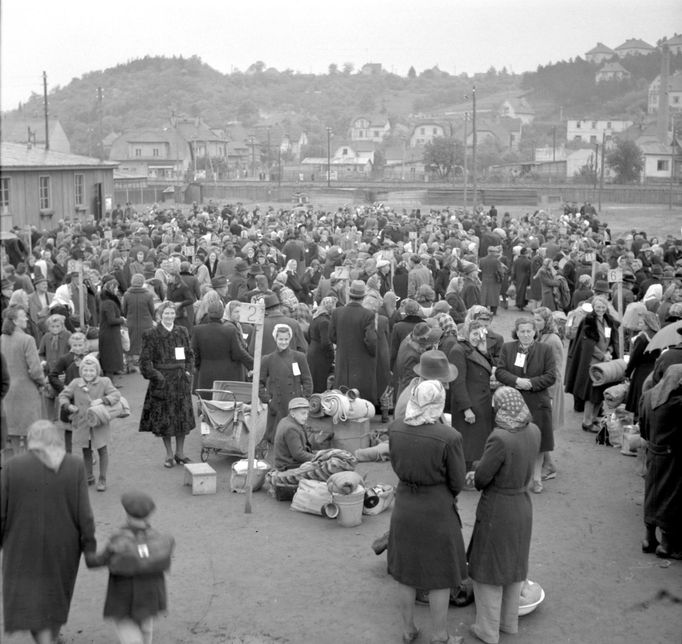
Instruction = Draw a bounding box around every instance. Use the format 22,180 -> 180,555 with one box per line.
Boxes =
120,326 -> 131,352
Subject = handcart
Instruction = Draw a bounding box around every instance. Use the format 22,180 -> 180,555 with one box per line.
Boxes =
195,381 -> 267,462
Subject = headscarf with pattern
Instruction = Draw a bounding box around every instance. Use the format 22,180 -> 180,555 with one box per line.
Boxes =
493,386 -> 532,431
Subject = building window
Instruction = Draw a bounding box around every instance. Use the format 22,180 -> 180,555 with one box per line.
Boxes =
39,176 -> 51,209
135,148 -> 142,157
674,97 -> 680,104
590,135 -> 597,143
0,177 -> 9,213
576,121 -> 581,129
374,130 -> 380,138
433,128 -> 437,135
420,128 -> 425,135
657,160 -> 670,171
574,136 -> 582,142
342,148 -> 348,155
592,122 -> 597,128
607,121 -> 612,128
153,148 -> 159,157
74,174 -> 84,206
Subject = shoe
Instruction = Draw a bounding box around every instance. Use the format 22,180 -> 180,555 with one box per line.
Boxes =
531,480 -> 543,494
642,538 -> 658,553
415,589 -> 429,605
541,468 -> 556,481
163,458 -> 175,468
469,624 -> 496,644
582,423 -> 599,433
174,455 -> 191,465
402,628 -> 420,643
450,579 -> 474,607
96,479 -> 106,492
371,532 -> 389,555
431,635 -> 463,644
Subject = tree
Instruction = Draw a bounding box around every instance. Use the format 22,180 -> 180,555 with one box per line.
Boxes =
328,63 -> 338,75
606,139 -> 643,183
407,66 -> 416,79
423,136 -> 464,179
342,62 -> 354,75
359,93 -> 375,113
246,61 -> 266,74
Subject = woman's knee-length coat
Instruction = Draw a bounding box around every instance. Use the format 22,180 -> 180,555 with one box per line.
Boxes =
122,286 -> 156,355
98,291 -> 124,373
138,324 -> 195,437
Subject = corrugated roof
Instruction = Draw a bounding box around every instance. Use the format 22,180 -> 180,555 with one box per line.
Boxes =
1,142 -> 118,169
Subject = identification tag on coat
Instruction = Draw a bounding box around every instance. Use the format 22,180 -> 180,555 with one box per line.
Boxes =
514,353 -> 526,368
292,362 -> 301,376
175,347 -> 186,360
604,327 -> 612,339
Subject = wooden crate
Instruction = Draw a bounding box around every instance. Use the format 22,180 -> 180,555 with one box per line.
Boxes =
183,462 -> 217,495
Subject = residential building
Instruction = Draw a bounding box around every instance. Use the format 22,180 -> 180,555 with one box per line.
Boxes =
638,136 -> 678,180
383,144 -> 426,180
662,33 -> 682,55
455,117 -> 523,152
301,140 -> 374,179
498,98 -> 535,124
1,116 -> 71,153
566,118 -> 633,144
349,115 -> 390,142
613,38 -> 656,57
585,42 -> 616,64
596,62 -> 631,83
108,128 -> 191,179
0,141 -> 117,228
409,122 -> 449,147
648,71 -> 682,114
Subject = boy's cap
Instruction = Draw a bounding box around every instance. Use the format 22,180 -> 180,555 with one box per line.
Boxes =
121,491 -> 156,519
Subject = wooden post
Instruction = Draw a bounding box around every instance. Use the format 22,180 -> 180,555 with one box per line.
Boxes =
77,262 -> 85,330
239,301 -> 265,514
617,280 -> 624,359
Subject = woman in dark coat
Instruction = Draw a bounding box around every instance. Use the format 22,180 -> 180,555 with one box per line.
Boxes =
138,302 -> 195,468
122,274 -> 156,364
510,249 -> 531,310
98,278 -> 125,377
564,295 -> 619,426
388,380 -> 467,644
306,296 -> 336,393
467,387 -> 541,644
479,247 -> 504,314
639,365 -> 682,559
624,311 -> 660,420
166,268 -> 198,333
448,319 -> 494,470
496,316 -> 556,494
1,420 -> 96,643
191,301 -> 253,399
260,324 -> 313,444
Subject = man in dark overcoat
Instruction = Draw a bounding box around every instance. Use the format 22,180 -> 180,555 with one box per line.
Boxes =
329,280 -> 378,401
510,248 -> 531,310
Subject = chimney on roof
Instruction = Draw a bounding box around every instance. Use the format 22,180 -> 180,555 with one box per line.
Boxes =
658,44 -> 671,143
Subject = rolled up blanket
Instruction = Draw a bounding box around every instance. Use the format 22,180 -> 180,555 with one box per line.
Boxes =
589,359 -> 627,386
309,393 -> 324,417
603,382 -> 629,407
320,391 -> 350,424
327,471 -> 365,495
85,404 -> 112,428
346,398 -> 376,420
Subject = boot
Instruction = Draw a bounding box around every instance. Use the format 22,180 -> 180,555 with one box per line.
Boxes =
656,531 -> 682,560
641,523 -> 658,553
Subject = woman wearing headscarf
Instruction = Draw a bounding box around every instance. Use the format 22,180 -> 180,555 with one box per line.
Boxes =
444,277 -> 467,324
387,379 -> 467,644
624,311 -> 660,421
447,318 -> 494,472
496,317 -> 556,494
138,301 -> 195,468
259,324 -> 313,445
639,364 -> 682,559
1,420 -> 97,644
223,300 -> 254,354
307,296 -> 336,393
1,306 -> 47,457
122,273 -> 156,370
466,387 -> 541,644
98,277 -> 125,379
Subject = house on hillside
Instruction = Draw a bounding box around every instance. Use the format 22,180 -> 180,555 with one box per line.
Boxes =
360,63 -> 383,76
498,98 -> 535,124
0,141 -> 117,228
458,117 -> 523,152
409,122 -> 449,147
648,71 -> 682,114
613,38 -> 655,57
566,118 -> 633,144
383,144 -> 426,180
585,42 -> 616,64
349,115 -> 390,142
596,62 -> 631,83
301,140 -> 374,179
614,122 -> 680,182
1,116 -> 71,153
662,34 -> 682,55
171,116 -> 228,160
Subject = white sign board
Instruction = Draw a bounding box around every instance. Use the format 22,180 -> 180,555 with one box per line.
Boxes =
238,302 -> 265,326
608,268 -> 623,284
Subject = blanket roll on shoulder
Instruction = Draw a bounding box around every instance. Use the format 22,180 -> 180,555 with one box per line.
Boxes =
603,382 -> 629,406
589,359 -> 627,386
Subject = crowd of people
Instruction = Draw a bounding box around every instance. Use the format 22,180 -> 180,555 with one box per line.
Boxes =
1,198 -> 682,643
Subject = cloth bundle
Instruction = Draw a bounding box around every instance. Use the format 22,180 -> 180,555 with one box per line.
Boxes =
320,391 -> 351,423
85,398 -> 131,427
347,398 -> 376,420
589,359 -> 627,386
290,480 -> 334,516
603,382 -> 629,408
326,471 -> 365,495
355,442 -> 390,462
267,448 -> 357,487
313,390 -> 376,424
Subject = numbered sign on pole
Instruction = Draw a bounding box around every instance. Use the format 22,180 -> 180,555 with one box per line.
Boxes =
607,268 -> 623,284
238,302 -> 265,326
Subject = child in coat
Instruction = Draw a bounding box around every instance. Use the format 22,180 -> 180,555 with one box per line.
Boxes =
86,491 -> 173,644
58,354 -> 120,491
38,313 -> 71,418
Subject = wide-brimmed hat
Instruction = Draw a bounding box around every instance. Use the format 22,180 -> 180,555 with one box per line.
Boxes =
594,280 -> 610,294
413,349 -> 458,382
349,280 -> 367,299
460,261 -> 479,275
412,322 -> 443,345
211,276 -> 228,289
263,292 -> 280,309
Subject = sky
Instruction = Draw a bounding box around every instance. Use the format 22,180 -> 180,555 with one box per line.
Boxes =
1,0 -> 681,112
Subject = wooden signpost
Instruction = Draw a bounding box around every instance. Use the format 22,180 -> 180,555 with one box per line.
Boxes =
238,301 -> 265,514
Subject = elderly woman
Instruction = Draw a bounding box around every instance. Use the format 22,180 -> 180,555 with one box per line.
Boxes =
138,301 -> 195,468
122,273 -> 156,370
533,307 -> 565,480
307,296 -> 336,393
388,379 -> 467,644
639,364 -> 682,559
496,317 -> 556,494
624,311 -> 660,421
1,306 -> 47,457
98,277 -> 125,379
259,323 -> 313,446
466,387 -> 541,644
448,318 -> 494,472
564,295 -> 619,431
444,278 -> 467,325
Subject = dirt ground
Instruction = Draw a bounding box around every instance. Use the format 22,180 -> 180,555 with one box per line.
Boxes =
2,302 -> 682,644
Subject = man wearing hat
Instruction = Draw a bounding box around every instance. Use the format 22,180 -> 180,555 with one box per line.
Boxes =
211,275 -> 230,305
273,397 -> 315,471
460,262 -> 482,309
407,255 -> 433,299
227,259 -> 249,302
329,280 -> 378,403
479,246 -> 505,315
394,322 -> 444,398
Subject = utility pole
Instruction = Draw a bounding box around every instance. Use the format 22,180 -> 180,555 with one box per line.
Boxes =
326,127 -> 332,187
552,126 -> 556,162
249,134 -> 256,178
97,87 -> 104,160
670,115 -> 676,210
43,71 -> 49,150
267,126 -> 271,181
598,131 -> 606,212
472,86 -> 477,212
463,112 -> 468,209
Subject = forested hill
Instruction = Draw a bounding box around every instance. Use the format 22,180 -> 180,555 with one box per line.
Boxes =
4,50 -> 681,155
